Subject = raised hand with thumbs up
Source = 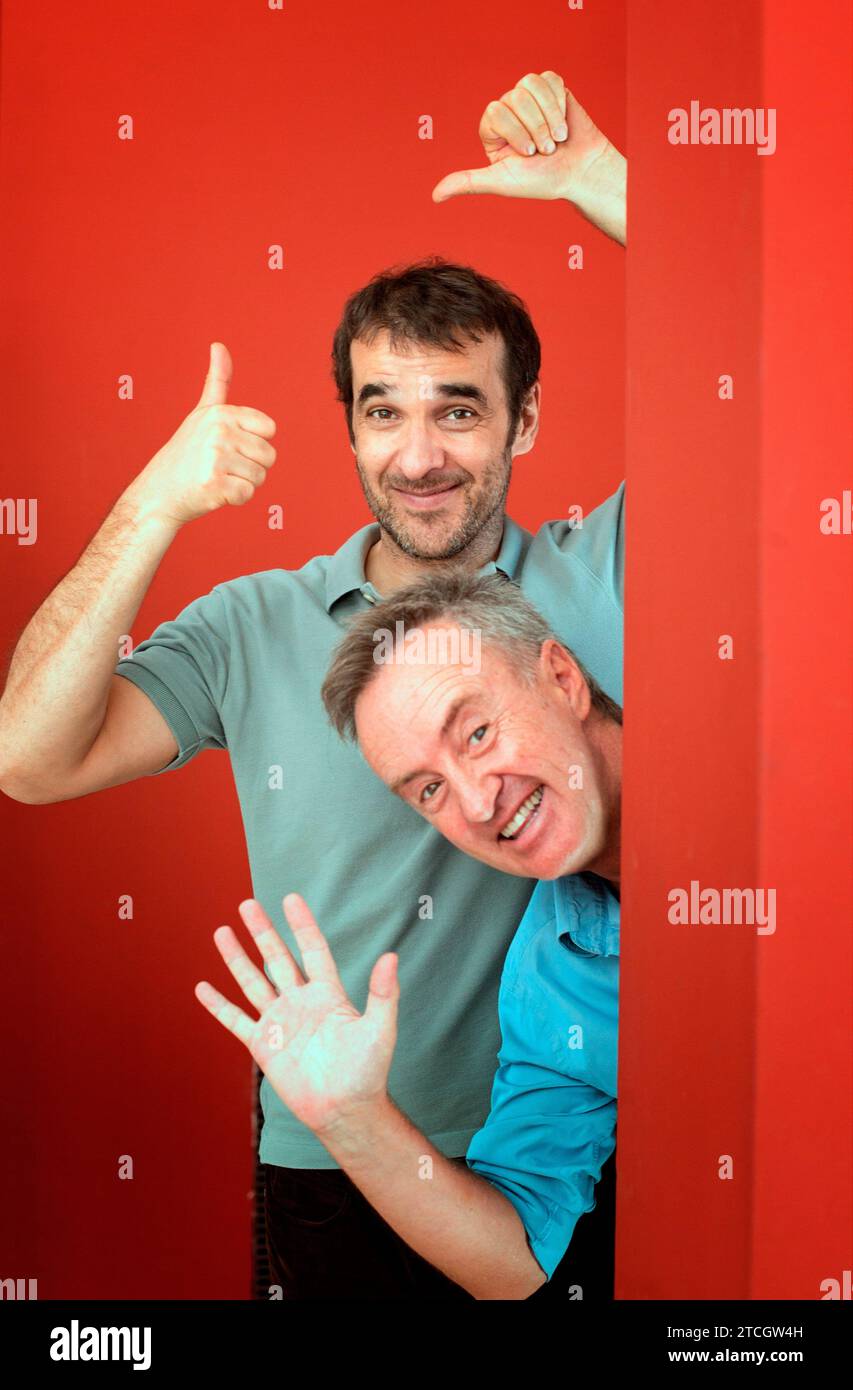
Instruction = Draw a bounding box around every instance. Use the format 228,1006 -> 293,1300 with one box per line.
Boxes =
123,342 -> 278,529
432,71 -> 626,246
0,341 -> 278,803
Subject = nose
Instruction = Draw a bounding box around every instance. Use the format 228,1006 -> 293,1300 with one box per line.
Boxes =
455,768 -> 501,827
394,419 -> 449,482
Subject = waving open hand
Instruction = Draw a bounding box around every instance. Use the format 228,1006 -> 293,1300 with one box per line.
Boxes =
195,894 -> 399,1136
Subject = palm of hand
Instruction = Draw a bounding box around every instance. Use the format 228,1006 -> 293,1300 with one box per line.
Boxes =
250,981 -> 390,1134
483,125 -> 610,202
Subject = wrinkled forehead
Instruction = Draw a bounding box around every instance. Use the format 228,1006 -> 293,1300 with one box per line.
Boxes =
350,328 -> 506,395
354,644 -> 496,787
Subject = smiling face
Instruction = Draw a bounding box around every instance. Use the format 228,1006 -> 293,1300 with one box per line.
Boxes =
354,622 -> 611,880
348,329 -> 538,560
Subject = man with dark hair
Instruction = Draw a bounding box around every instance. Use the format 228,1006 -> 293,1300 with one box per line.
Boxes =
0,71 -> 626,1298
330,256 -> 543,582
331,257 -> 543,454
196,570 -> 623,1299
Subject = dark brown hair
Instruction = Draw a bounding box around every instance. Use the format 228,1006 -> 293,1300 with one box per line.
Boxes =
331,256 -> 541,448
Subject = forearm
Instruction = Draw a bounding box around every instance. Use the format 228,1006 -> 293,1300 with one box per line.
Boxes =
565,141 -> 627,246
317,1094 -> 546,1300
0,489 -> 179,787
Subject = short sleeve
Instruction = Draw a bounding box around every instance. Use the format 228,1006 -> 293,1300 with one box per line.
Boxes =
523,483 -> 625,706
113,586 -> 230,774
465,973 -> 617,1281
563,482 -> 625,610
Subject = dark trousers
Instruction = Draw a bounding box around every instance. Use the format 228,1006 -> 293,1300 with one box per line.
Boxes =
262,1148 -> 616,1300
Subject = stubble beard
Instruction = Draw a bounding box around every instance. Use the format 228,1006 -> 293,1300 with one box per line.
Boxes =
354,449 -> 514,561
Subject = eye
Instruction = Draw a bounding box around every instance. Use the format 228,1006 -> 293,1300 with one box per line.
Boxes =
446,408 -> 476,421
368,408 -> 395,420
419,781 -> 441,804
469,725 -> 488,745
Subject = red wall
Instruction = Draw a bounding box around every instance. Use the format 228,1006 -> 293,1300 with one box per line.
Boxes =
0,1 -> 625,1297
618,0 -> 851,1298
2,0 -> 848,1303
752,0 -> 852,1299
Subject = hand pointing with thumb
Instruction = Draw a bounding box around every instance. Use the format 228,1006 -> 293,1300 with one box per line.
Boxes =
432,71 -> 621,221
122,342 -> 278,529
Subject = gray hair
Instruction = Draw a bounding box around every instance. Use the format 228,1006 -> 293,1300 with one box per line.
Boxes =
321,570 -> 622,741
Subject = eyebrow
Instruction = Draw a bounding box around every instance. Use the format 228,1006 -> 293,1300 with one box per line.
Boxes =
356,381 -> 490,409
389,695 -> 472,795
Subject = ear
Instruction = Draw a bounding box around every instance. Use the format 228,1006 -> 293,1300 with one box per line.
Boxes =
540,639 -> 591,719
510,381 -> 541,459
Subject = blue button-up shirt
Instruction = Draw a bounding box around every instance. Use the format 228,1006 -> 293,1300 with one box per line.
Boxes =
465,871 -> 620,1280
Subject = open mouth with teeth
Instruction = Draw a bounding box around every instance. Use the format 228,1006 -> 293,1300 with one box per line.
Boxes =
499,785 -> 544,841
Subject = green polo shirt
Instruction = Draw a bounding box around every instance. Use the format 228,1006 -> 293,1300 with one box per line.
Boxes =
114,482 -> 624,1168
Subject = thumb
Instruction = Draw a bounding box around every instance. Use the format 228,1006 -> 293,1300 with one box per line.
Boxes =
197,341 -> 232,408
364,953 -> 399,1036
431,165 -> 506,203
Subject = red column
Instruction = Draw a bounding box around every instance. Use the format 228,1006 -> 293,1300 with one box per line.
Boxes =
752,0 -> 853,1300
618,0 -> 851,1298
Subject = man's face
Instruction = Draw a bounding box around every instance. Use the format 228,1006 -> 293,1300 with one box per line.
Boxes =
355,624 -> 609,879
348,329 -> 537,560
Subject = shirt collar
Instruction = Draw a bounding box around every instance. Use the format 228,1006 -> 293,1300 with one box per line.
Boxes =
324,514 -> 532,613
554,872 -> 621,957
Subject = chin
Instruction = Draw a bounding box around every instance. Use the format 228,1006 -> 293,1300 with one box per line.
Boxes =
533,859 -> 573,881
555,822 -> 601,878
391,522 -> 458,559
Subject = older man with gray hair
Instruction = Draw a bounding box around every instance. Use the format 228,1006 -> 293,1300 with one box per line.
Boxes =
196,570 -> 622,1300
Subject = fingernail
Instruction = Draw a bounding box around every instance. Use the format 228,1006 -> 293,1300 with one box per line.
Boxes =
543,139 -> 556,154
555,123 -> 568,141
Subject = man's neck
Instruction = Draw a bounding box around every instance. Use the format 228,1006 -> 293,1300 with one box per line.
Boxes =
365,511 -> 506,595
